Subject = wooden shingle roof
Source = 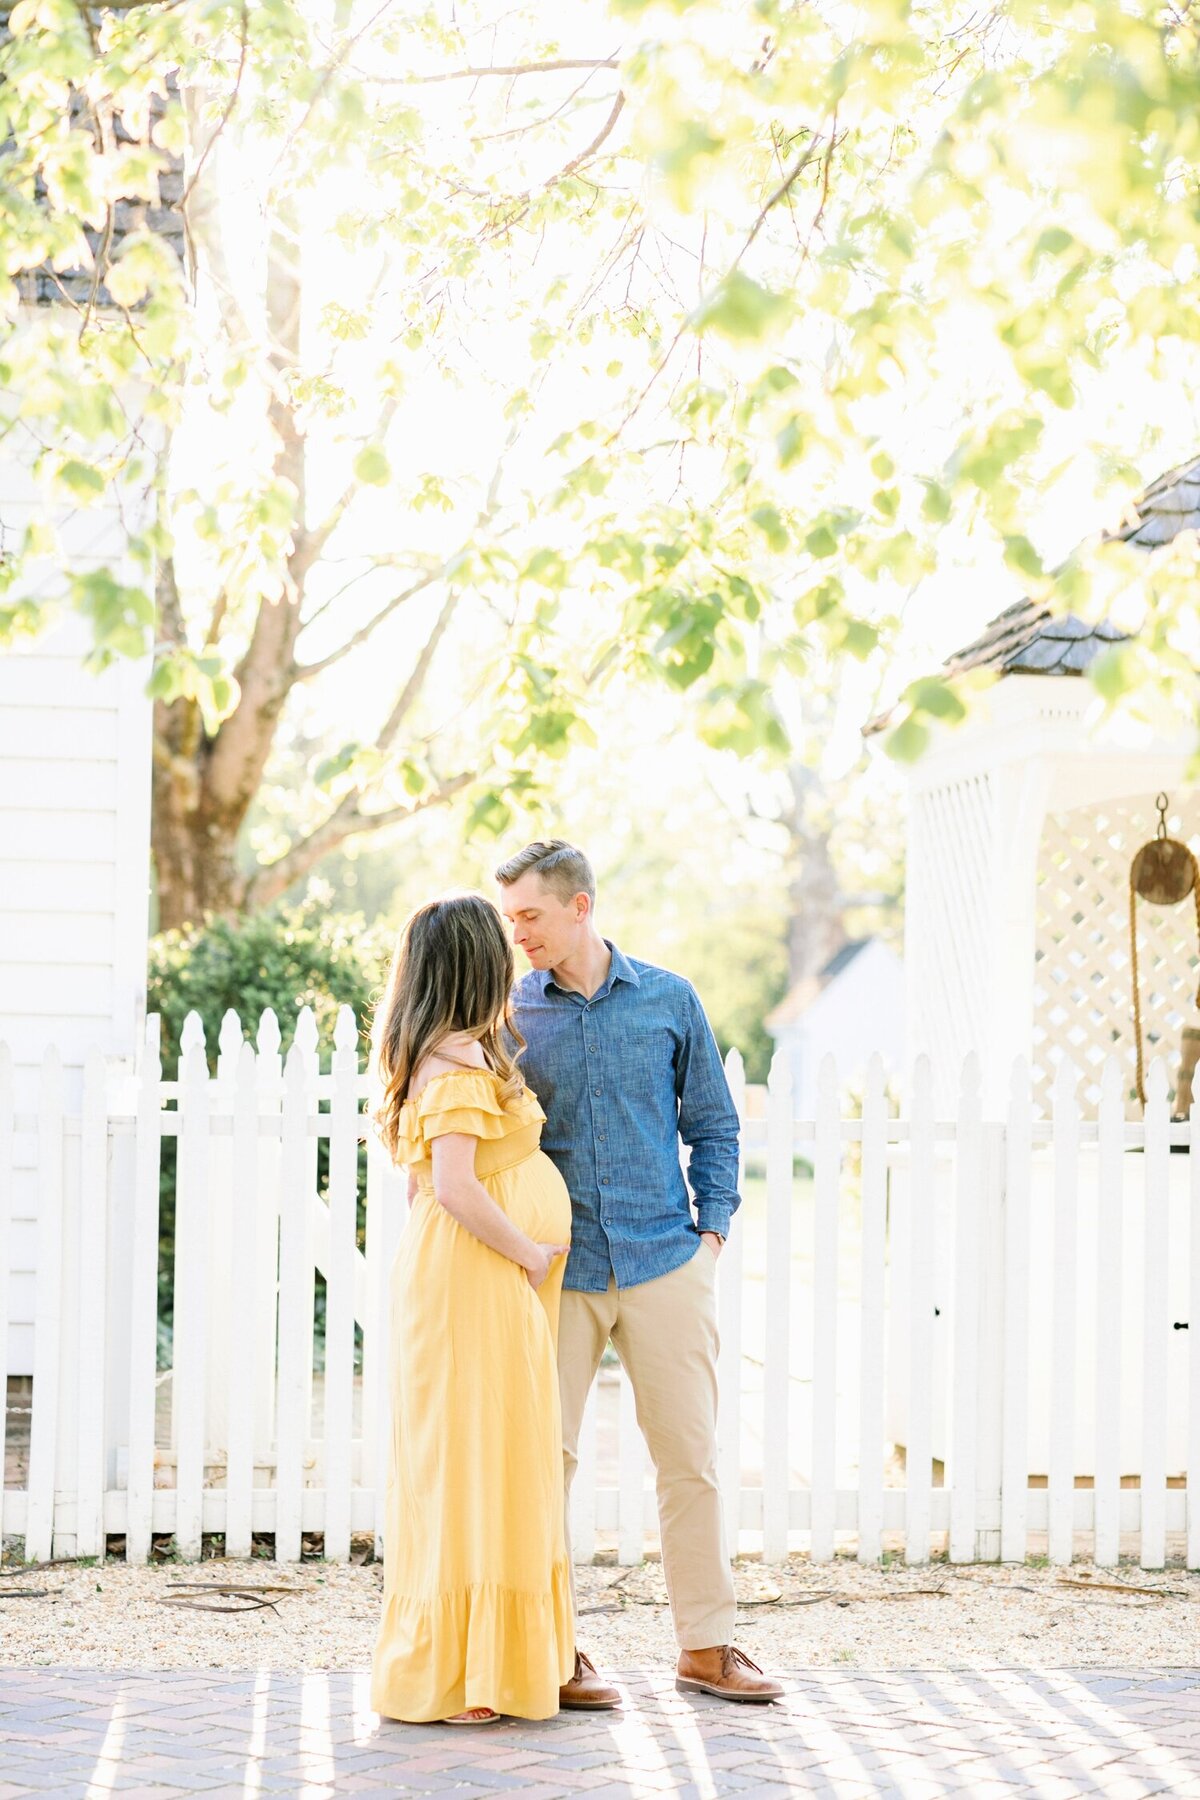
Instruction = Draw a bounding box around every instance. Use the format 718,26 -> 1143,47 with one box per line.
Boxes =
865,450 -> 1200,733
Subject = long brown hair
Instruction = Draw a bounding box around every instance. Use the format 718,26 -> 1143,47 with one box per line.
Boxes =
372,893 -> 526,1162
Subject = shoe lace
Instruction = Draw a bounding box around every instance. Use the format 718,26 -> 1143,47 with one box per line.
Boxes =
723,1645 -> 765,1676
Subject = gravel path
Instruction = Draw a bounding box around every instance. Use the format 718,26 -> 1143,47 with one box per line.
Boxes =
2,1555 -> 1198,1673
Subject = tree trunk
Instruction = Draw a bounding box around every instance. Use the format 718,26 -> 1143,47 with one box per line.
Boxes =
784,759 -> 847,986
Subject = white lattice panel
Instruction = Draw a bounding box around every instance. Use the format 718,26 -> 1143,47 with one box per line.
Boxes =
1034,794 -> 1200,1115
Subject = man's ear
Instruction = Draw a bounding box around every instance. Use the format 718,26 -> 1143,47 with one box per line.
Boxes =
576,892 -> 590,923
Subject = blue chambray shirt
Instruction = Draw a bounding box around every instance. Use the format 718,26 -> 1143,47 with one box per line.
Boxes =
508,940 -> 742,1292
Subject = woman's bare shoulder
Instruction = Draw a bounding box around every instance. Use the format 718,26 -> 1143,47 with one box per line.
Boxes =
407,1035 -> 487,1102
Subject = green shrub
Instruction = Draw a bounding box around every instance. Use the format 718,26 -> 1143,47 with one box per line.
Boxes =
148,901 -> 393,1070
147,902 -> 393,1366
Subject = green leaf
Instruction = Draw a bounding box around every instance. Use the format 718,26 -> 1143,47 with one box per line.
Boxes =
691,272 -> 790,343
1002,534 -> 1044,580
1089,643 -> 1137,702
56,459 -> 106,502
353,444 -> 391,486
884,716 -> 930,762
908,676 -> 966,722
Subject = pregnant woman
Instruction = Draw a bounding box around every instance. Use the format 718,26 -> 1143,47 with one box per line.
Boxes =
369,893 -> 575,1724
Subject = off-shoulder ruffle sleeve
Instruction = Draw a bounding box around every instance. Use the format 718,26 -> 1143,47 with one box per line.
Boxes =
394,1068 -> 544,1163
415,1069 -> 515,1143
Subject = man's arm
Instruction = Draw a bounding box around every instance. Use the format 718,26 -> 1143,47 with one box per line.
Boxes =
676,981 -> 741,1241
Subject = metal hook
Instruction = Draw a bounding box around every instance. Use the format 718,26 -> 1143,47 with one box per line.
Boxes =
1156,792 -> 1170,839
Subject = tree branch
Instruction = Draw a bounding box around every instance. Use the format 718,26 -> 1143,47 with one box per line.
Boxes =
363,57 -> 620,85
293,565 -> 444,683
375,588 -> 462,753
245,769 -> 472,908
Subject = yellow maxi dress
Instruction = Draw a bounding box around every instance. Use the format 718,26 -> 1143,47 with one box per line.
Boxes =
369,1067 -> 576,1722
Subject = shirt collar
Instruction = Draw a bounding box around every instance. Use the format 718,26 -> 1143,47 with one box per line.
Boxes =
540,938 -> 640,998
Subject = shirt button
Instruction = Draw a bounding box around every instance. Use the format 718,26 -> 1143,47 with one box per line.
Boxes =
587,1044 -> 596,1054
594,1087 -> 601,1097
602,1177 -> 610,1185
598,1131 -> 606,1141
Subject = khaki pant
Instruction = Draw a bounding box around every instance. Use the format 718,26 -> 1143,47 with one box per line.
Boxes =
558,1245 -> 737,1651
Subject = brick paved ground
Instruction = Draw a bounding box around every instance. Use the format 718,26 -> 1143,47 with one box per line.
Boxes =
2,1667 -> 1200,1797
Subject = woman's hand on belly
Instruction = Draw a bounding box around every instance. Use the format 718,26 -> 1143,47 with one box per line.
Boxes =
525,1242 -> 570,1290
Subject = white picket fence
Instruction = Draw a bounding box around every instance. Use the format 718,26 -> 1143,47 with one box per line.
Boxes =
2,1007 -> 1199,1570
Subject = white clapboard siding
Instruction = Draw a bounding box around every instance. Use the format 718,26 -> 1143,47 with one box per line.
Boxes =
24,1048 -> 64,1561
75,1047 -> 108,1558
3,1023 -> 1198,1569
0,608 -> 151,1379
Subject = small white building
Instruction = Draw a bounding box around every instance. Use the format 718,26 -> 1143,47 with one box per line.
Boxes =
875,451 -> 1200,1475
765,937 -> 905,1119
878,451 -> 1200,1118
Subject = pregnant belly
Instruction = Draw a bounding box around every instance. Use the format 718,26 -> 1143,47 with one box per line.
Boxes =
487,1148 -> 572,1245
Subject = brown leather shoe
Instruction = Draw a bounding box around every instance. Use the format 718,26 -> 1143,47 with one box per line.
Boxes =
559,1649 -> 621,1710
676,1644 -> 783,1703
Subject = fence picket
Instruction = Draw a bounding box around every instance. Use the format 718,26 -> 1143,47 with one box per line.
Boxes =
254,1010 -> 283,1464
276,1037 -> 312,1562
225,1041 -> 259,1559
366,1091 -> 405,1560
76,1046 -> 108,1558
905,1054 -> 934,1565
717,1049 -> 745,1549
7,1022 -> 1193,1573
1048,1057 -> 1080,1567
811,1053 -> 839,1563
0,1043 -> 12,1547
1140,1058 -> 1169,1570
323,1007 -> 360,1562
126,1017 -> 162,1564
857,1054 -> 887,1564
762,1049 -> 793,1563
1191,1090 -> 1200,1571
174,1032 -> 210,1559
1000,1057 -> 1032,1564
949,1053 -> 983,1563
207,1012 -> 242,1465
26,1047 -> 64,1561
1094,1054 -> 1124,1568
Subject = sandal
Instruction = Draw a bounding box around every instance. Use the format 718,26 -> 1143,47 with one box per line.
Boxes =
444,1706 -> 500,1724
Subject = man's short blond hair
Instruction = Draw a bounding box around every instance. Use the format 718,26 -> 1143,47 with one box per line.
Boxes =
494,839 -> 596,907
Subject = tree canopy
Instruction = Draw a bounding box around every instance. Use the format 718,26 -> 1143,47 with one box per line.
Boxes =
2,0 -> 1198,919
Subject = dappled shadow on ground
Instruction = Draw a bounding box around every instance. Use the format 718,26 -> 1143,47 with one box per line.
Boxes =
1,1666 -> 1199,1795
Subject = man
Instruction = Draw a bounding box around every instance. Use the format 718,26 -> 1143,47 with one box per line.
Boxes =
496,838 -> 783,1708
